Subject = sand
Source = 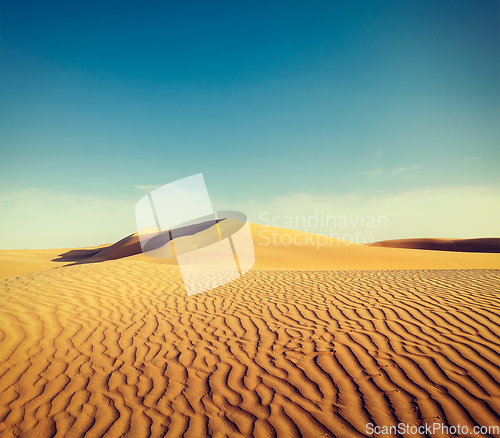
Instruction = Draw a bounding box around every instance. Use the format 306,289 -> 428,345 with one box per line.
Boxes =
370,238 -> 500,253
1,225 -> 499,437
1,225 -> 499,279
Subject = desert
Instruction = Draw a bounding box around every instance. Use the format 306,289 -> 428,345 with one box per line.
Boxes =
3,1 -> 499,437
1,225 -> 499,437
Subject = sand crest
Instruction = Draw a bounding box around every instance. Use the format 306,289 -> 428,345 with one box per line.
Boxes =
1,225 -> 499,279
370,238 -> 500,253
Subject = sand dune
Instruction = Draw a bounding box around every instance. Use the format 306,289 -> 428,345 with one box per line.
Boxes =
371,237 -> 500,253
1,224 -> 499,279
0,248 -> 72,280
1,224 -> 499,437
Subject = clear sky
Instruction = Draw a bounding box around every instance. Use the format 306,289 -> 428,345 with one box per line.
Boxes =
1,0 -> 499,248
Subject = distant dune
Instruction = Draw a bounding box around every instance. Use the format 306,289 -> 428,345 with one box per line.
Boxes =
0,223 -> 499,437
370,237 -> 500,253
1,224 -> 499,279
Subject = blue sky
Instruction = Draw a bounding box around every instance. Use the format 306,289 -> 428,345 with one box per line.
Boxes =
1,0 -> 499,248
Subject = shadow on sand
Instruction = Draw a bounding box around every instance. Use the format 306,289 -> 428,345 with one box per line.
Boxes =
51,216 -> 240,266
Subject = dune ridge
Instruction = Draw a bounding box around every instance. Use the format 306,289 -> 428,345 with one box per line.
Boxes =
1,225 -> 499,279
370,238 -> 500,253
1,260 -> 499,437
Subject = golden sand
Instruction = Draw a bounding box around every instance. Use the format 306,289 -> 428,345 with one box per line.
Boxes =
0,225 -> 499,437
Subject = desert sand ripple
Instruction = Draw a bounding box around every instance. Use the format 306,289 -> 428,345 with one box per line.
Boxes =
0,262 -> 499,437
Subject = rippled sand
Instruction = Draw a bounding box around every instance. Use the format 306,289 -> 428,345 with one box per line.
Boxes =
1,258 -> 499,437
